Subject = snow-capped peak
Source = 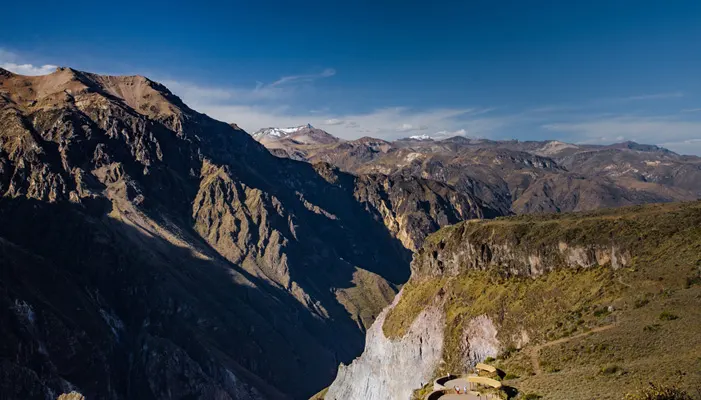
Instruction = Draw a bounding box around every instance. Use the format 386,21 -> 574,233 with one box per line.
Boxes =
252,124 -> 314,140
409,134 -> 432,141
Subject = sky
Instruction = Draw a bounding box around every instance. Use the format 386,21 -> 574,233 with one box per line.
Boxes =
1,0 -> 701,154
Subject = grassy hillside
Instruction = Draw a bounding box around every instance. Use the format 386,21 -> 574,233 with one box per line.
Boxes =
383,201 -> 701,399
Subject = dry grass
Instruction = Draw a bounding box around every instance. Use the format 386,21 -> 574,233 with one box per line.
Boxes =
382,201 -> 701,399
335,267 -> 397,331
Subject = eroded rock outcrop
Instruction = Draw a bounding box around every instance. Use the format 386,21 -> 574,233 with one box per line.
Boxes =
325,291 -> 445,400
412,216 -> 632,279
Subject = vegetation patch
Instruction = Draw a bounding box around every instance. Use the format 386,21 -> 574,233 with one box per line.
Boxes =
659,311 -> 679,321
385,201 -> 701,399
599,364 -> 624,376
382,277 -> 446,339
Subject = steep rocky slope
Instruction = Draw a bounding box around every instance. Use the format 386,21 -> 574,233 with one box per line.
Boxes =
325,201 -> 701,399
0,67 -> 496,399
253,131 -> 701,215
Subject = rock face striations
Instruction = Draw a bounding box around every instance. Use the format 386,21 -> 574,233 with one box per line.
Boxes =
0,67 -> 497,399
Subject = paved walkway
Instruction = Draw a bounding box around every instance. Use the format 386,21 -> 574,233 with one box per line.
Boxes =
529,324 -> 615,374
437,379 -> 480,399
443,378 -> 470,390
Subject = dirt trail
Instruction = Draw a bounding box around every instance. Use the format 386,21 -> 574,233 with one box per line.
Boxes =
529,324 -> 615,375
618,276 -> 632,288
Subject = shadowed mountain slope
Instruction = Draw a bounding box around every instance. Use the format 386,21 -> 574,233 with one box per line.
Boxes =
0,67 -> 497,399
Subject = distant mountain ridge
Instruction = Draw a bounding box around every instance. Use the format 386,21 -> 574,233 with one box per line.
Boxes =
250,128 -> 701,213
252,124 -> 340,145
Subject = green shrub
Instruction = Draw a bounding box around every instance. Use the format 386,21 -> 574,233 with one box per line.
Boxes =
594,306 -> 611,317
498,345 -> 517,360
643,324 -> 661,332
503,373 -> 519,380
685,275 -> 701,288
659,311 -> 679,321
484,356 -> 496,363
599,364 -> 623,375
624,383 -> 692,400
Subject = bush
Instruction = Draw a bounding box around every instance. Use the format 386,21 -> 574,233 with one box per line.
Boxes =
485,356 -> 496,363
594,306 -> 611,317
599,364 -> 623,375
523,394 -> 543,400
643,324 -> 661,332
504,373 -> 519,380
659,312 -> 679,321
498,345 -> 517,360
684,275 -> 701,288
624,383 -> 693,400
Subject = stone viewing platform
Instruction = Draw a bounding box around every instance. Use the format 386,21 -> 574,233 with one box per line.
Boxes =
427,363 -> 505,400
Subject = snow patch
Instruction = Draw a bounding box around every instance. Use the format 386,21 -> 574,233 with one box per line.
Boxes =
253,124 -> 314,140
409,134 -> 432,141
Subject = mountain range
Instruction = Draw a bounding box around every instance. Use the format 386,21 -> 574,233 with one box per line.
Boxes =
1,67 -> 699,400
0,67 -> 491,399
251,126 -> 701,215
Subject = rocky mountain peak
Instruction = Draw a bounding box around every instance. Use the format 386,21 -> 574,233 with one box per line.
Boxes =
608,140 -> 672,154
252,124 -> 340,146
407,134 -> 433,141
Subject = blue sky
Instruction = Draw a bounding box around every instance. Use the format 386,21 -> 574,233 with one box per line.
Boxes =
1,0 -> 701,154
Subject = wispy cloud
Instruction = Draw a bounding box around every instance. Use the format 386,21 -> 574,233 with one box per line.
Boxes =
527,91 -> 686,115
681,108 -> 701,113
162,80 -> 287,103
162,67 -> 336,107
269,68 -> 336,87
624,92 -> 684,101
0,49 -> 57,76
434,129 -> 467,139
396,123 -> 428,132
542,115 -> 701,155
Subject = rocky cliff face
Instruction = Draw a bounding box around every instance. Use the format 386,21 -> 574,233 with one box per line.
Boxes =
0,67 -> 497,399
412,221 -> 631,279
352,173 -> 500,252
324,202 -> 701,400
324,291 -> 445,400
